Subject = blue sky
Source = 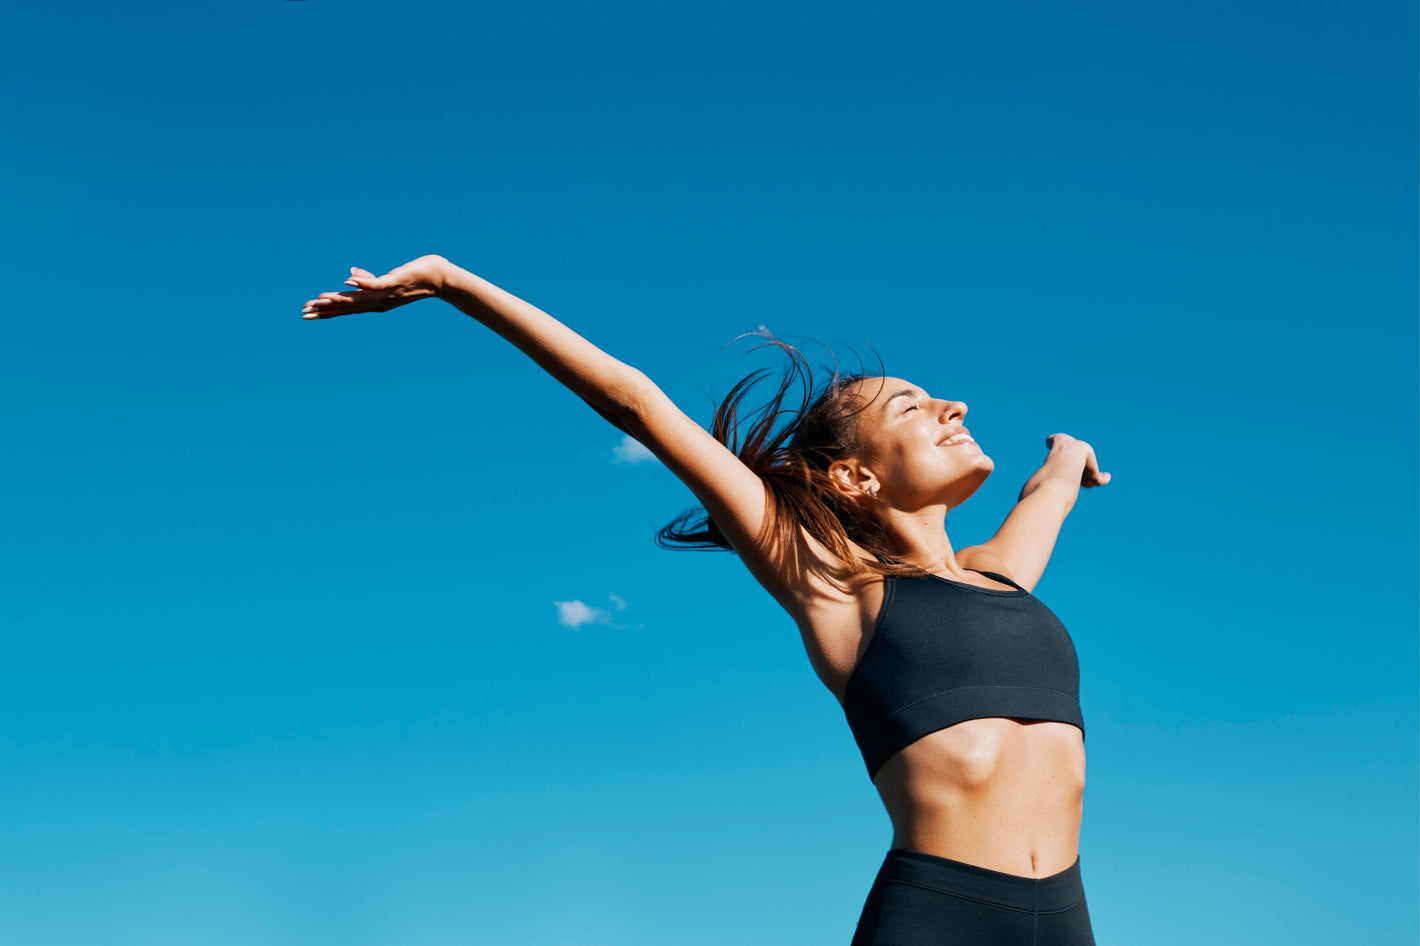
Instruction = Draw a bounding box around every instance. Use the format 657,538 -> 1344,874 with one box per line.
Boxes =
2,1 -> 1415,943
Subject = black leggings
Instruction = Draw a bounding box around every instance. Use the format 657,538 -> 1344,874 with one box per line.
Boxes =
851,848 -> 1096,946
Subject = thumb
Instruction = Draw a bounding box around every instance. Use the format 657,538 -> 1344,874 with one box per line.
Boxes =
344,266 -> 382,288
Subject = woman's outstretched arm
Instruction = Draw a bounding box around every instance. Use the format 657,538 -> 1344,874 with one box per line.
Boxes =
305,255 -> 649,424
301,255 -> 844,611
960,434 -> 1111,593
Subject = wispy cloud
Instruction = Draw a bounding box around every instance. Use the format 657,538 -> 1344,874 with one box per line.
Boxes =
611,435 -> 658,465
554,600 -> 608,630
554,594 -> 629,630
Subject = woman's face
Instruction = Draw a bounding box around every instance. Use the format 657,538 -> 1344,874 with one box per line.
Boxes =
840,376 -> 995,510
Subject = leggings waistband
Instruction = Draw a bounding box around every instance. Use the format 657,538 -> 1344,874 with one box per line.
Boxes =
875,848 -> 1085,914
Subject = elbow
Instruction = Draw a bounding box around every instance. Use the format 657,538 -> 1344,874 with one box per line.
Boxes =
575,365 -> 653,427
589,368 -> 661,436
613,368 -> 657,422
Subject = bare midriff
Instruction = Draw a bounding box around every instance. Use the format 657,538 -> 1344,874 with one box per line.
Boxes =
870,717 -> 1086,879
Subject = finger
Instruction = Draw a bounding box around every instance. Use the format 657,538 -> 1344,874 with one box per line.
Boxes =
303,297 -> 384,315
346,267 -> 396,290
309,294 -> 393,315
302,300 -> 366,317
344,270 -> 374,288
321,289 -> 389,305
304,302 -> 375,317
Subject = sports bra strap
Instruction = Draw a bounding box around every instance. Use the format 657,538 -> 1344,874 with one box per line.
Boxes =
873,557 -> 1025,591
969,569 -> 1026,591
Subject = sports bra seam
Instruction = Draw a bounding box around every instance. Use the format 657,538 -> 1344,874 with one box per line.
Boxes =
927,569 -> 1027,595
873,556 -> 1027,595
875,684 -> 1081,725
968,568 -> 1028,591
841,577 -> 896,708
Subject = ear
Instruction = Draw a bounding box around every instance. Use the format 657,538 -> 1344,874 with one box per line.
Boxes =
828,458 -> 880,504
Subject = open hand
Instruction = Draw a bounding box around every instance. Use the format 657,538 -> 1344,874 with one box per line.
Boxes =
301,255 -> 450,320
1045,433 -> 1112,488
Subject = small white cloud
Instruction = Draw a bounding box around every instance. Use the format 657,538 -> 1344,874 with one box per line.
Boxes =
554,595 -> 631,630
555,599 -> 610,630
611,435 -> 658,465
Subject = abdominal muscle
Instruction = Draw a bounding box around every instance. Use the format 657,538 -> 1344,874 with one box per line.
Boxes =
870,717 -> 1086,879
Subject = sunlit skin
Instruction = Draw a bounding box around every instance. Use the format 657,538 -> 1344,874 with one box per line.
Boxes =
302,255 -> 1111,879
829,378 -> 996,541
782,377 -> 1106,878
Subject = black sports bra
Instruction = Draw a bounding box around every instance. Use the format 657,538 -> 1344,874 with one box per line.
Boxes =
841,567 -> 1084,780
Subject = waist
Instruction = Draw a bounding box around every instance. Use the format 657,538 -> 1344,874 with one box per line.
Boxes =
873,847 -> 1087,910
871,718 -> 1086,878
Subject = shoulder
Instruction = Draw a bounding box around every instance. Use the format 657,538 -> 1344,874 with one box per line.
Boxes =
956,544 -> 1016,583
758,529 -> 880,622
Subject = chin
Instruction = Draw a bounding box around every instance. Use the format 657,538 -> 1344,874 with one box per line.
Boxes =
957,459 -> 994,500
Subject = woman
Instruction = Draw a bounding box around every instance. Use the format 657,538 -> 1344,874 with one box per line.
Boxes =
302,254 -> 1110,945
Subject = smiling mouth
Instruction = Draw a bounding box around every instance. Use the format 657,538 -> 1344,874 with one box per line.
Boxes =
937,428 -> 975,447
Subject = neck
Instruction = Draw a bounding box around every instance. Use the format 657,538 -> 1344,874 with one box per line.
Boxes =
876,504 -> 969,575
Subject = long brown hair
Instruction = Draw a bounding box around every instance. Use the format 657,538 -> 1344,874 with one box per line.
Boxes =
656,337 -> 923,577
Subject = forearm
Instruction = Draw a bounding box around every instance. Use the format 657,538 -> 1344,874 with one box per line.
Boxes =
1018,450 -> 1087,507
437,261 -> 649,420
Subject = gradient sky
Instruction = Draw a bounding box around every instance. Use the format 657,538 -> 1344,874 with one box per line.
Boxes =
2,2 -> 1416,944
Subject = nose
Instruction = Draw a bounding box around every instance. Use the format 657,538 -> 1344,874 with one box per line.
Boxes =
939,400 -> 967,424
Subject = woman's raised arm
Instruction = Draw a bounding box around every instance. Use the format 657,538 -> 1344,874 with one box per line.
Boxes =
958,434 -> 1111,594
305,255 -> 647,423
301,256 -> 843,611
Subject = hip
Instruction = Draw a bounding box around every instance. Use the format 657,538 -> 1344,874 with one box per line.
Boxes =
851,847 -> 1095,946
